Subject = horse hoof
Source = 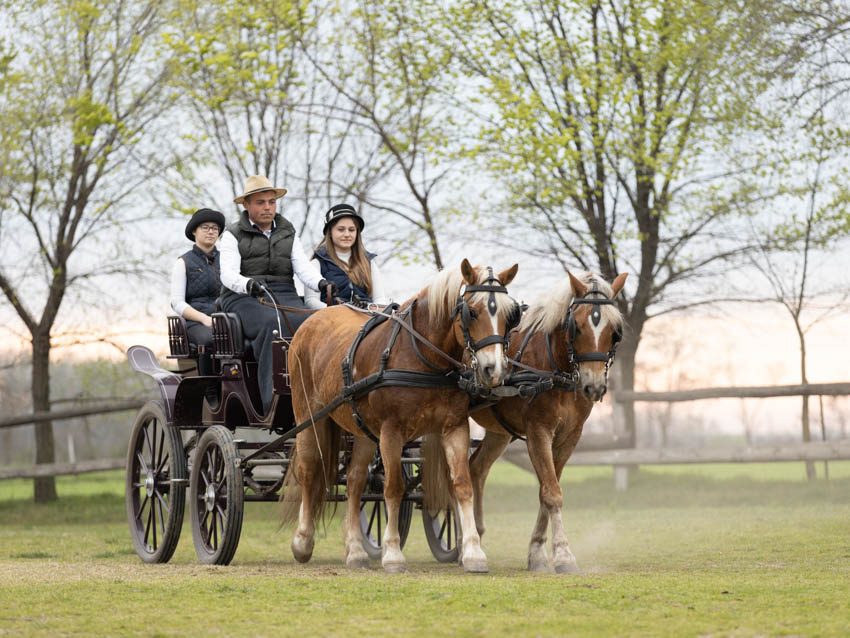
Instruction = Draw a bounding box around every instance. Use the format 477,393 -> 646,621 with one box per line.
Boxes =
555,561 -> 581,574
463,558 -> 489,574
528,560 -> 551,573
291,537 -> 314,564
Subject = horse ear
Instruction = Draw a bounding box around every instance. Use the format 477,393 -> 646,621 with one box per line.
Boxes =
460,258 -> 476,284
610,273 -> 628,298
567,270 -> 587,298
497,263 -> 518,286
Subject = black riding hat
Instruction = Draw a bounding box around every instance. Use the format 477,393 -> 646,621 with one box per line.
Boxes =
185,208 -> 226,241
323,203 -> 365,235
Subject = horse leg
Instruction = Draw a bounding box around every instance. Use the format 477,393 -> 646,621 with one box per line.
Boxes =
525,426 -> 579,574
442,425 -> 488,573
343,435 -> 377,569
290,422 -> 325,563
548,425 -> 583,574
379,427 -> 407,573
525,426 -> 558,573
469,429 -> 511,539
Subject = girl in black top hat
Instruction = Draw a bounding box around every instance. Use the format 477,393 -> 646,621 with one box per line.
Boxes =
304,203 -> 388,308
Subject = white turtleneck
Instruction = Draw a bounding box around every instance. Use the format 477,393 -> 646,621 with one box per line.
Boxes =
303,250 -> 388,309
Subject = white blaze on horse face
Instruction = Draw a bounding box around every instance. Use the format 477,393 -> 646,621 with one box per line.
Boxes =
475,307 -> 505,385
580,312 -> 610,390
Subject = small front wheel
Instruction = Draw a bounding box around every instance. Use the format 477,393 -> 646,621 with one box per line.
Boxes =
189,425 -> 244,565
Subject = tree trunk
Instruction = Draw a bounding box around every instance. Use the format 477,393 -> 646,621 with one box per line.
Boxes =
798,327 -> 815,480
32,331 -> 57,502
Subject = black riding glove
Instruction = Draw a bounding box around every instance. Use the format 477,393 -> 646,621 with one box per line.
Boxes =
318,279 -> 339,298
246,278 -> 263,298
351,295 -> 369,309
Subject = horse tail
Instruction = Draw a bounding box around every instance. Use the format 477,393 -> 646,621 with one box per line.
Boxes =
421,433 -> 452,513
278,419 -> 342,529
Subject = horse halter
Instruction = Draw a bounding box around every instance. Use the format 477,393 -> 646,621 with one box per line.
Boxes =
451,267 -> 518,367
564,280 -> 622,373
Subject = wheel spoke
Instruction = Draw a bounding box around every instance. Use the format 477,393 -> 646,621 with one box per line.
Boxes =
212,509 -> 219,548
154,488 -> 170,515
200,507 -> 210,541
136,494 -> 150,522
137,451 -> 150,477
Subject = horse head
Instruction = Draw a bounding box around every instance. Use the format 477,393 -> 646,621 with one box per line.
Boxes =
565,271 -> 628,401
427,259 -> 519,387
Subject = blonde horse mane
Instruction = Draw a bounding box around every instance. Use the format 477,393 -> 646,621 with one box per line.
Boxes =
425,265 -> 517,325
518,271 -> 624,335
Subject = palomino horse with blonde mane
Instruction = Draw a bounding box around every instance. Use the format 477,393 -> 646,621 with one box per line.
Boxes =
433,270 -> 627,573
280,259 -> 519,573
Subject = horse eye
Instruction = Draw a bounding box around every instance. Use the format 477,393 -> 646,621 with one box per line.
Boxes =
469,309 -> 479,320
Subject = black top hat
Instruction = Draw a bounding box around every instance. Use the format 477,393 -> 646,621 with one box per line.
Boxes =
323,203 -> 365,235
185,208 -> 226,241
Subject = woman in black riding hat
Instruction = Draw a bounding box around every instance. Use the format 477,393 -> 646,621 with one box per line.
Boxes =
169,208 -> 225,384
304,203 -> 388,308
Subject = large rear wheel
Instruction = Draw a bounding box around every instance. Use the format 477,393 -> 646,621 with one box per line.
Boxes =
125,400 -> 187,564
189,425 -> 244,565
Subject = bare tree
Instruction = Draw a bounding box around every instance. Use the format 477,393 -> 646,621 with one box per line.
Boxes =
0,0 -> 182,501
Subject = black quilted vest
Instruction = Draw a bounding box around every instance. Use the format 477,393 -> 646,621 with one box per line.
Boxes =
221,211 -> 297,303
181,245 -> 220,327
313,245 -> 375,304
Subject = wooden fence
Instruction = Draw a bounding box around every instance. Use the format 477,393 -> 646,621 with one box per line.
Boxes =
1,383 -> 849,484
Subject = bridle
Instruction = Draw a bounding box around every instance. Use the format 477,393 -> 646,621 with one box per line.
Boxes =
563,280 -> 622,376
450,267 -> 520,374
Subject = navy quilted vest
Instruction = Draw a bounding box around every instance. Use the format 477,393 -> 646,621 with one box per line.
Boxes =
313,245 -> 375,304
181,245 -> 220,327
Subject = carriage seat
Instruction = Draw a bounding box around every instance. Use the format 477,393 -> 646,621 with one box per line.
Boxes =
167,315 -> 197,358
211,312 -> 254,359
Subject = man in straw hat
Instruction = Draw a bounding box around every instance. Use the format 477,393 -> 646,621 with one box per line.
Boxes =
220,175 -> 337,416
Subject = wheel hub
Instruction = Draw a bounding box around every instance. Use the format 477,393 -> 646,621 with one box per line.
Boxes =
204,483 -> 218,512
144,472 -> 155,497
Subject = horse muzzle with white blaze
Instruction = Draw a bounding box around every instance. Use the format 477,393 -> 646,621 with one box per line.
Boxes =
565,281 -> 622,402
452,268 -> 517,387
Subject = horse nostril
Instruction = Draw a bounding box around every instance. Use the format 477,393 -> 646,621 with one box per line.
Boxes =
483,364 -> 495,379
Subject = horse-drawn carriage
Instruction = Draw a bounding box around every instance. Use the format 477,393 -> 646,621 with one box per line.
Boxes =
125,260 -> 627,573
125,307 -> 462,566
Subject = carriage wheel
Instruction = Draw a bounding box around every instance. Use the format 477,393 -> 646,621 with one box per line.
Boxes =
125,400 -> 187,564
423,503 -> 461,563
359,454 -> 413,560
189,425 -> 244,565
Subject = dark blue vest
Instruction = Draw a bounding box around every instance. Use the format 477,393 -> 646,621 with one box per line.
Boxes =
313,246 -> 375,305
181,245 -> 220,327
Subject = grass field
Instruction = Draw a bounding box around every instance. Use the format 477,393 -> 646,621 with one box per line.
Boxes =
1,460 -> 849,637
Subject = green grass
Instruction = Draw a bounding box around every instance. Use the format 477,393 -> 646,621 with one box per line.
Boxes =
1,462 -> 849,636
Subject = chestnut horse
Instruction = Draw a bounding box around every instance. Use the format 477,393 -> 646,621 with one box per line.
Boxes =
280,259 -> 519,573
434,270 -> 627,573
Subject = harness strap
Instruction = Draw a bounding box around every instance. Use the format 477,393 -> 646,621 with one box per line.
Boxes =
491,403 -> 527,442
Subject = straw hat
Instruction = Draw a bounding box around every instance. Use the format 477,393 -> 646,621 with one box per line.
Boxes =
233,175 -> 287,205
